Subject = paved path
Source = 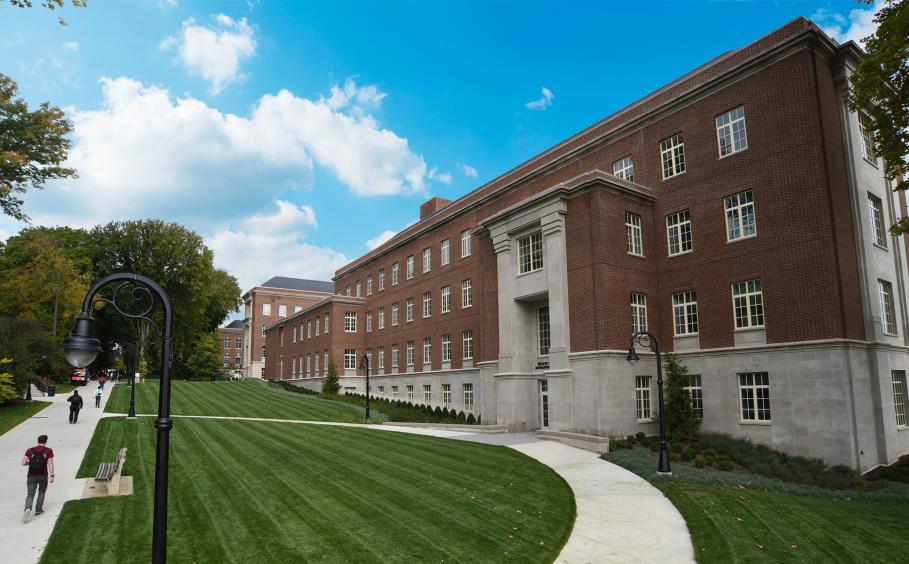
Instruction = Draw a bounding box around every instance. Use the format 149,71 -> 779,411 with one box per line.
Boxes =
0,383 -> 115,564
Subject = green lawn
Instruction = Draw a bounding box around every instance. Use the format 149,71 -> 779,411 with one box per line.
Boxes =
0,400 -> 51,437
43,417 -> 575,563
605,448 -> 909,563
104,379 -> 383,423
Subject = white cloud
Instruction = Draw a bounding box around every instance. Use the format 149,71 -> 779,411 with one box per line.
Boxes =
326,77 -> 387,112
160,14 -> 256,94
63,41 -> 79,51
525,86 -> 554,110
159,0 -> 178,8
428,166 -> 453,185
458,162 -> 478,178
813,1 -> 883,46
366,230 -> 398,250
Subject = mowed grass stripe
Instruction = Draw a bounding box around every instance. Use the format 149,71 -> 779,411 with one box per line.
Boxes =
46,417 -> 574,563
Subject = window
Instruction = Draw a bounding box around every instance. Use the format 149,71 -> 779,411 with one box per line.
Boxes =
406,341 -> 414,366
292,326 -> 297,343
716,106 -> 747,157
423,338 -> 431,365
625,212 -> 643,256
392,344 -> 399,369
344,312 -> 357,332
859,112 -> 876,162
367,276 -> 373,295
406,298 -> 414,322
666,210 -> 692,255
261,346 -> 266,360
613,155 -> 634,181
635,376 -> 652,421
739,372 -> 771,421
442,384 -> 451,405
463,383 -> 474,410
732,279 -> 764,329
314,353 -> 319,376
893,371 -> 907,427
377,385 -> 383,394
672,291 -> 699,335
378,347 -> 385,370
235,356 -> 241,366
324,314 -> 329,333
279,327 -> 284,346
423,292 -> 432,318
423,384 -> 432,403
346,286 -> 351,296
261,324 -> 266,337
463,330 -> 473,360
356,282 -> 362,297
263,303 -> 271,316
442,334 -> 451,362
295,306 -> 302,313
392,303 -> 399,326
236,338 -> 242,348
660,133 -> 686,179
279,305 -> 287,317
223,355 -> 229,367
407,385 -> 414,400
315,318 -> 320,336
725,190 -> 756,241
378,269 -> 385,290
422,247 -> 431,273
518,232 -> 544,273
461,229 -> 472,258
378,307 -> 385,330
366,350 -> 372,372
261,367 -> 266,378
879,279 -> 897,335
306,354 -> 311,376
685,374 -> 703,419
868,193 -> 887,248
366,312 -> 373,332
307,321 -> 312,338
631,293 -> 648,334
538,305 -> 551,356
391,385 -> 398,397
406,255 -> 414,279
441,239 -> 450,265
441,286 -> 451,313
344,349 -> 356,370
224,338 -> 230,349
323,351 -> 328,375
461,279 -> 473,308
392,263 -> 399,285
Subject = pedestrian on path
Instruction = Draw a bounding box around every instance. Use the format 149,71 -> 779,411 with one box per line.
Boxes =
67,390 -> 83,423
93,386 -> 103,408
98,374 -> 106,390
21,434 -> 54,523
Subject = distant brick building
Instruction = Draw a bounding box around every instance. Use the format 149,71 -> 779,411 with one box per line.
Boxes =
216,320 -> 245,377
263,18 -> 909,472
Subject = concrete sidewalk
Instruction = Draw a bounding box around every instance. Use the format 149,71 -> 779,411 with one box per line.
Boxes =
0,383 -> 116,564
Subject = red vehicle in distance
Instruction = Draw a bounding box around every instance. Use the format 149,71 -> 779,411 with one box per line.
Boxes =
71,368 -> 89,386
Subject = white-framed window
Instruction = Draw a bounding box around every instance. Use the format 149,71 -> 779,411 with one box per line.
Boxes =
324,314 -> 329,333
323,351 -> 328,375
315,318 -> 320,336
344,349 -> 356,370
442,384 -> 451,405
441,238 -> 450,266
892,370 -> 907,427
366,350 -> 372,373
392,303 -> 399,326
613,155 -> 634,181
406,341 -> 414,366
685,374 -> 703,419
307,354 -> 311,376
868,193 -> 887,249
224,354 -> 229,367
625,212 -> 643,256
441,286 -> 451,313
407,384 -> 414,400
224,338 -> 230,349
392,262 -> 399,285
725,190 -> 756,241
261,345 -> 266,360
422,247 -> 431,273
538,305 -> 551,356
377,385 -> 383,394
660,133 -> 686,179
672,291 -> 699,335
423,337 -> 431,365
261,324 -> 266,337
391,385 -> 398,397
739,372 -> 771,421
423,384 -> 432,403
235,356 -> 241,366
295,306 -> 302,314
292,326 -> 297,343
378,347 -> 385,370
314,353 -> 319,375
378,307 -> 385,330
236,338 -> 242,348
461,279 -> 473,308
666,210 -> 692,255
442,334 -> 451,362
406,255 -> 414,279
346,286 -> 351,296
261,367 -> 266,378
461,229 -> 472,258
732,279 -> 764,329
392,344 -> 399,369
635,375 -> 652,421
631,292 -> 648,334
463,383 -> 474,410
356,282 -> 362,298
366,312 -> 373,332
344,312 -> 357,333
406,298 -> 414,322
367,276 -> 373,295
263,303 -> 271,316
307,321 -> 312,338
378,269 -> 385,290
716,105 -> 747,157
879,279 -> 897,335
279,327 -> 284,346
518,231 -> 544,273
423,291 -> 432,318
859,112 -> 877,163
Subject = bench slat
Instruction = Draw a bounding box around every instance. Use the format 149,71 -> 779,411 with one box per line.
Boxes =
95,448 -> 127,481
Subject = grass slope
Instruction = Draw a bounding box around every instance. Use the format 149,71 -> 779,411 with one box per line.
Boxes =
104,379 -> 382,423
0,400 -> 51,437
44,417 -> 575,563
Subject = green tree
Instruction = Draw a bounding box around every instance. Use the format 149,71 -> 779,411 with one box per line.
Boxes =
848,0 -> 909,231
0,359 -> 19,405
663,353 -> 700,441
322,360 -> 340,395
5,1 -> 87,26
0,317 -> 56,392
181,333 -> 221,381
0,74 -> 77,221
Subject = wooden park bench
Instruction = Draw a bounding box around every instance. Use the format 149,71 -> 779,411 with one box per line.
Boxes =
83,447 -> 129,498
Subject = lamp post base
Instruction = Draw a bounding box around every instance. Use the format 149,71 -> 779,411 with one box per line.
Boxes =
656,471 -> 673,476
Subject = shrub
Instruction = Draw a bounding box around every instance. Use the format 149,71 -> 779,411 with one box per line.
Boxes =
321,361 -> 340,395
635,432 -> 647,444
681,447 -> 697,462
704,448 -> 718,458
718,459 -> 734,471
694,457 -> 708,469
610,437 -> 630,451
626,435 -> 636,444
669,452 -> 680,462
466,413 -> 477,424
648,440 -> 660,452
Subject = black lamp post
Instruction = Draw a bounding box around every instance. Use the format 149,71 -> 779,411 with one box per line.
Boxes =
627,331 -> 671,476
359,354 -> 370,420
63,273 -> 174,564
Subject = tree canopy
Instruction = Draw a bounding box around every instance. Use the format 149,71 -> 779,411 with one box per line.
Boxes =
5,0 -> 87,26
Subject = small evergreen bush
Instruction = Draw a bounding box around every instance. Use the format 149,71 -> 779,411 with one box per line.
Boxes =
694,457 -> 708,469
321,361 -> 340,395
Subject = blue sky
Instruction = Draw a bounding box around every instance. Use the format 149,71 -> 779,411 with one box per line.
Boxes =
0,0 -> 881,294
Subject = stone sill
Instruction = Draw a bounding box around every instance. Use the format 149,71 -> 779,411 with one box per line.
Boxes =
537,430 -> 610,454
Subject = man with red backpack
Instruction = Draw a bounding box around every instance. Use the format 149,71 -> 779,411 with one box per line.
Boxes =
21,434 -> 55,523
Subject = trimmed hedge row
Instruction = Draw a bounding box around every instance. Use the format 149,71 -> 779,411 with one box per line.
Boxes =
330,393 -> 479,424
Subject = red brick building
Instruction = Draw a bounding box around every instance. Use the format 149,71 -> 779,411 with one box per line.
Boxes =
216,320 -> 245,377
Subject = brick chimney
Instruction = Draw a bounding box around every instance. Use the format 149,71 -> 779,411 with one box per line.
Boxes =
420,197 -> 453,220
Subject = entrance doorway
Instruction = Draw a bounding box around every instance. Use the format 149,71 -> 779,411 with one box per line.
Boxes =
539,379 -> 549,429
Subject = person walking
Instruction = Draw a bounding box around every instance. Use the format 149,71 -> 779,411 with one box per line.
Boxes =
21,434 -> 54,523
98,374 -> 107,391
67,389 -> 83,423
93,386 -> 103,408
